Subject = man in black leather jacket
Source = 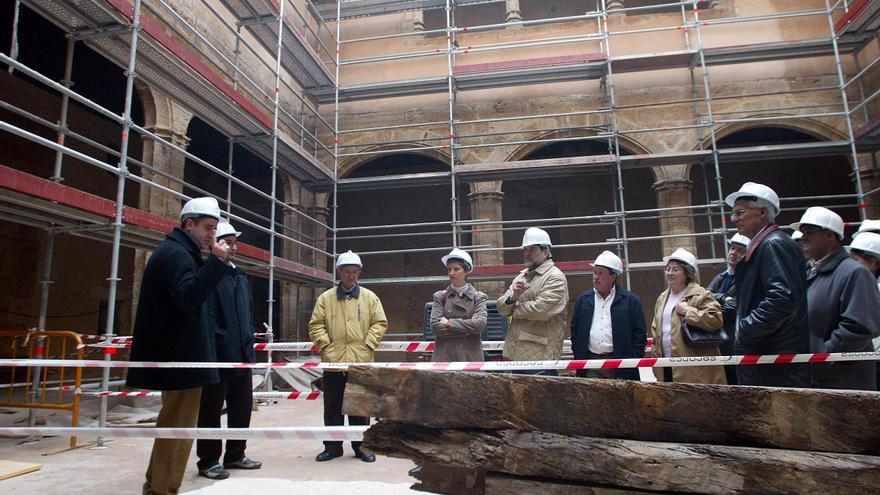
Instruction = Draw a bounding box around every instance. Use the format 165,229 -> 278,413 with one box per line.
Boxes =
725,182 -> 810,388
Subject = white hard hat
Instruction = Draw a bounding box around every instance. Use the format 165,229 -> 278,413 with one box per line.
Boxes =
792,206 -> 845,239
441,248 -> 474,272
728,233 -> 750,248
724,182 -> 780,214
846,232 -> 880,258
856,219 -> 880,236
521,227 -> 552,248
791,230 -> 803,241
215,220 -> 241,240
664,247 -> 698,273
336,250 -> 362,268
593,250 -> 623,275
181,197 -> 221,221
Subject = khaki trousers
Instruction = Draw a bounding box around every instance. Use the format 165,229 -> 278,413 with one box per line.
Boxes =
143,387 -> 202,495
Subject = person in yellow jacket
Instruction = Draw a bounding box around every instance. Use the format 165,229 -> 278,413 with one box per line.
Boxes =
309,250 -> 387,463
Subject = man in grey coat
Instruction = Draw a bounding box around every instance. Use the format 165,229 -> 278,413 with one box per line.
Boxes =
794,207 -> 880,390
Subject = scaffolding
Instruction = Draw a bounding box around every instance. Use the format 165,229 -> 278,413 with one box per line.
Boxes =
326,0 -> 879,288
1,0 -> 880,445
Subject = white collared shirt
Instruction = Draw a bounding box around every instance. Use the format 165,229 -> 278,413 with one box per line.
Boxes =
589,286 -> 616,354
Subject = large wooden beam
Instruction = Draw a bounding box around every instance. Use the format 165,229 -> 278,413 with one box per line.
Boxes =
344,367 -> 880,454
364,421 -> 880,495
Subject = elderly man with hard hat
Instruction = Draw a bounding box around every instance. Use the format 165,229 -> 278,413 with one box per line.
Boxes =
497,227 -> 569,375
706,234 -> 750,384
195,220 -> 262,480
725,182 -> 810,388
570,250 -> 647,380
126,197 -> 233,495
795,207 -> 880,391
308,250 -> 387,463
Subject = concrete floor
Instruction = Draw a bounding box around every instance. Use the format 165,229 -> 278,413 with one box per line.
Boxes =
0,397 -> 419,494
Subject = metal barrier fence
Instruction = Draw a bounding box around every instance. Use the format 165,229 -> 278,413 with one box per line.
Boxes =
0,330 -> 83,448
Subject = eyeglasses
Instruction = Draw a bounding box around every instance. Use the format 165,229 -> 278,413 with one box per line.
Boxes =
664,266 -> 683,274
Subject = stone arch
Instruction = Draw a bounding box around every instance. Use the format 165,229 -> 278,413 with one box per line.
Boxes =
336,143 -> 452,180
504,128 -> 652,164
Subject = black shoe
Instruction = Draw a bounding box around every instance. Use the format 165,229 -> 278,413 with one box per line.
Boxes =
408,466 -> 421,477
315,449 -> 343,462
354,449 -> 376,463
224,457 -> 262,470
198,464 -> 230,480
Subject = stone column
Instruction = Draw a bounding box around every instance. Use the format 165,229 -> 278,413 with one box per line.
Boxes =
468,181 -> 506,297
131,89 -> 193,331
279,178 -> 304,343
505,0 -> 522,23
607,1 -> 625,10
410,11 -> 425,32
858,153 -> 880,219
653,176 -> 698,258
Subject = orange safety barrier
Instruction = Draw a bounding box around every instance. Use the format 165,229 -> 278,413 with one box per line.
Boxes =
0,330 -> 83,447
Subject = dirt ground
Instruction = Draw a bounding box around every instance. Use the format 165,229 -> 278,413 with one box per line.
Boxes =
0,396 -> 420,494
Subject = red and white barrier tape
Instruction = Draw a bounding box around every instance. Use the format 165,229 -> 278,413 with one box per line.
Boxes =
0,425 -> 365,441
88,338 -> 656,352
78,390 -> 322,400
1,351 -> 877,371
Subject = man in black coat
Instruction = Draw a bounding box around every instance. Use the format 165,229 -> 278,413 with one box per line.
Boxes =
706,233 -> 749,384
196,220 -> 262,479
570,250 -> 647,380
725,182 -> 810,388
126,197 -> 232,495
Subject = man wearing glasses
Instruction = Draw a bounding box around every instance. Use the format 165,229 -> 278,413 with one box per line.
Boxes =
724,182 -> 810,388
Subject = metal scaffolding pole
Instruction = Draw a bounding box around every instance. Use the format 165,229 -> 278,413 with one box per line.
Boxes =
446,0 -> 458,247
26,229 -> 56,429
263,0 -> 289,392
600,0 -> 631,289
691,0 -> 728,257
50,36 -> 75,182
825,0 -> 868,220
96,0 -> 144,449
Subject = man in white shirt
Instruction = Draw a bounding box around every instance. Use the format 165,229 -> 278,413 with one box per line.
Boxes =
570,251 -> 647,380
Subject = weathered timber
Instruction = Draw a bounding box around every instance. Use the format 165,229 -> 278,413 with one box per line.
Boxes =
484,474 -> 660,495
364,421 -> 880,495
413,463 -> 485,495
344,367 -> 880,454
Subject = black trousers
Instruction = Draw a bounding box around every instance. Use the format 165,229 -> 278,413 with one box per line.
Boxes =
196,370 -> 253,470
323,371 -> 369,453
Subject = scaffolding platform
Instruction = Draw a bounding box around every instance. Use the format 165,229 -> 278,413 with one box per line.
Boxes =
0,165 -> 333,284
23,0 -> 333,185
218,0 -> 335,89
834,0 -> 880,35
311,34 -> 873,103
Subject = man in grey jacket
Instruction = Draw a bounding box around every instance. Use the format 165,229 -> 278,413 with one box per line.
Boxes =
794,207 -> 880,390
497,227 -> 569,376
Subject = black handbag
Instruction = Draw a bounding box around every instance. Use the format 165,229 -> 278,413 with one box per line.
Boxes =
681,321 -> 728,349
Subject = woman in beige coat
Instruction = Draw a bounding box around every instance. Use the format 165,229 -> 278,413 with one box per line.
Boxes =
650,248 -> 726,384
430,248 -> 488,362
